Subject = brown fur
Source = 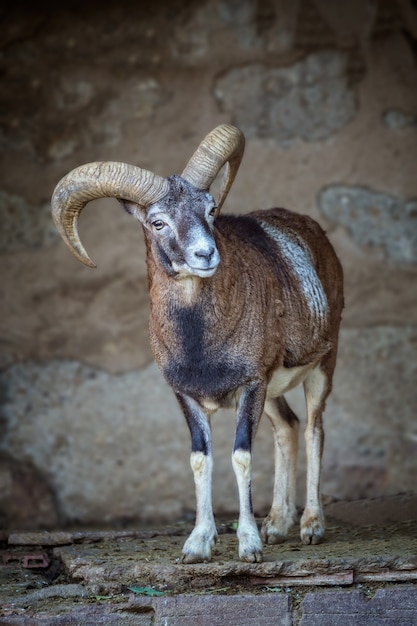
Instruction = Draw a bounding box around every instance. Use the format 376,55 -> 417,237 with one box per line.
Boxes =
147,208 -> 343,402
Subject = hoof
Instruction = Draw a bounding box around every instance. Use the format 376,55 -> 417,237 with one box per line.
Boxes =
300,509 -> 325,545
237,527 -> 263,563
181,527 -> 217,563
261,511 -> 295,545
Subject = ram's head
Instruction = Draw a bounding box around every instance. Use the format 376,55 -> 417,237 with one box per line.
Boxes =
51,125 -> 244,276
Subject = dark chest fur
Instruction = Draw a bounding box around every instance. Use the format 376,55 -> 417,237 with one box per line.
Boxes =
156,303 -> 251,401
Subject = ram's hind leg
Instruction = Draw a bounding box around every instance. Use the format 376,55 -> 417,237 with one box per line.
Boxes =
300,365 -> 330,545
176,394 -> 217,563
261,396 -> 299,544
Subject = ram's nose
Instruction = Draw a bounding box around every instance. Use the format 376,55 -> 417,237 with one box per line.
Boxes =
194,246 -> 216,263
188,244 -> 220,277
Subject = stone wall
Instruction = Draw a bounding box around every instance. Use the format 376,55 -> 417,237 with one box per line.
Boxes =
0,0 -> 416,528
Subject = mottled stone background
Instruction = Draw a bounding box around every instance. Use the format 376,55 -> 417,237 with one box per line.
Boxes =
0,0 -> 416,529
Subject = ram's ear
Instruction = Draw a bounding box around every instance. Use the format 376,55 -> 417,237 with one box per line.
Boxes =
117,199 -> 146,222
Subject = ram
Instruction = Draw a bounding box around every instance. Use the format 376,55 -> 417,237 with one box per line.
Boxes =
52,124 -> 344,563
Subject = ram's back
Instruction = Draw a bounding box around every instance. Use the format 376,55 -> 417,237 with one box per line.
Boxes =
215,209 -> 344,369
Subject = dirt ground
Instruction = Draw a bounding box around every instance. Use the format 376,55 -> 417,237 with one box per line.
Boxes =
1,494 -> 416,619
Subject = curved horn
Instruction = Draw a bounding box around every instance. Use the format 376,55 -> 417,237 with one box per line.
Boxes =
51,161 -> 169,268
181,124 -> 245,211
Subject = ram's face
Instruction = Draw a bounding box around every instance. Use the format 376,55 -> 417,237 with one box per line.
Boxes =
143,175 -> 220,278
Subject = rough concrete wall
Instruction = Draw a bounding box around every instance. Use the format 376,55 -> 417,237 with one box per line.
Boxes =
0,0 -> 416,528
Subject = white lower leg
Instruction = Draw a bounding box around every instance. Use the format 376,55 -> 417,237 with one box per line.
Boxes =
301,368 -> 327,544
300,424 -> 325,544
261,412 -> 299,543
232,449 -> 262,563
182,451 -> 217,563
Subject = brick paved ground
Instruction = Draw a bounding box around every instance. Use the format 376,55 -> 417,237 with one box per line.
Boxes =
1,587 -> 416,625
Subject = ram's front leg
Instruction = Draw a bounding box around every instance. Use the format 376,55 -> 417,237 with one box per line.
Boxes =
176,394 -> 217,563
232,381 -> 265,563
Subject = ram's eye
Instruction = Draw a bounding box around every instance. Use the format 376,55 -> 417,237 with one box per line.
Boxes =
208,206 -> 217,217
152,220 -> 166,231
